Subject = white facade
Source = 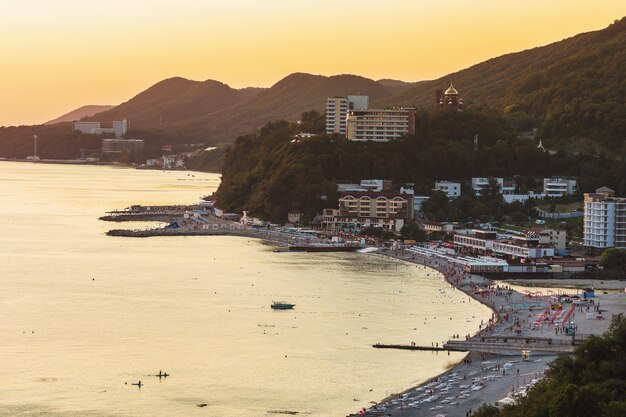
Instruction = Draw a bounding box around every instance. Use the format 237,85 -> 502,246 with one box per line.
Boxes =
472,177 -> 516,196
325,95 -> 368,136
434,181 -> 461,198
74,122 -> 101,134
543,178 -> 577,197
113,119 -> 129,138
75,120 -> 128,138
503,193 -> 545,204
584,189 -> 626,249
454,229 -> 556,259
346,108 -> 415,142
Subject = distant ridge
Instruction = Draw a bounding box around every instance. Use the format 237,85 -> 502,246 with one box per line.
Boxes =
45,105 -> 115,125
88,77 -> 248,127
376,17 -> 626,147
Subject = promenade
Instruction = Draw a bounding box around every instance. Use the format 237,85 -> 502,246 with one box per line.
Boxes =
350,249 -> 626,417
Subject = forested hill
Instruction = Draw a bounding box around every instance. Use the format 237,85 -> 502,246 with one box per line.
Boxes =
172,73 -> 393,143
86,77 -> 249,127
214,111 -> 626,223
377,17 -> 626,151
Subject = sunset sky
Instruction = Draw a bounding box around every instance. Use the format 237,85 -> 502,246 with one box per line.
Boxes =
1,0 -> 624,126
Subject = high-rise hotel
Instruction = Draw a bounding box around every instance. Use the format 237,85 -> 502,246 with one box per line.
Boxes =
583,186 -> 626,252
325,95 -> 414,142
325,95 -> 369,136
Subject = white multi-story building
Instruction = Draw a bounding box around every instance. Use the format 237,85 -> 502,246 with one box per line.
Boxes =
454,229 -> 555,259
543,178 -> 577,197
75,119 -> 129,138
583,187 -> 626,251
434,181 -> 461,198
113,119 -> 129,137
472,177 -> 516,196
345,107 -> 415,142
325,95 -> 369,136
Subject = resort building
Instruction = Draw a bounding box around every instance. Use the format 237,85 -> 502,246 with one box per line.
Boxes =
75,119 -> 129,138
325,95 -> 369,136
583,187 -> 626,251
543,177 -> 577,197
434,84 -> 463,112
345,107 -> 415,142
434,181 -> 461,198
322,192 -> 414,232
454,229 -> 555,260
101,138 -> 145,153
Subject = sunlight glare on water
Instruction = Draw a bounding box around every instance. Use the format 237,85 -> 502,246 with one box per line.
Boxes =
0,162 -> 490,417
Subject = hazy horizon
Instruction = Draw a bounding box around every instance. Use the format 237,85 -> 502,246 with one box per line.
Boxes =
1,0 -> 624,126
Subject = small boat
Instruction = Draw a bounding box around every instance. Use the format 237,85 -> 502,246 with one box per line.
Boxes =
271,301 -> 295,310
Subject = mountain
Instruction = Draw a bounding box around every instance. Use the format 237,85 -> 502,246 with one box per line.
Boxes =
45,105 -> 114,124
175,73 -> 393,143
377,17 -> 626,149
88,77 -> 249,128
376,78 -> 418,94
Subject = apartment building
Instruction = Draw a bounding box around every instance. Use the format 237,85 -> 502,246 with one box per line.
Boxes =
583,187 -> 626,251
434,181 -> 461,198
543,178 -> 577,197
322,192 -> 414,232
325,96 -> 369,136
471,177 -> 516,196
345,107 -> 415,142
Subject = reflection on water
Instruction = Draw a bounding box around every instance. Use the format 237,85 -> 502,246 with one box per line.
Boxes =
0,162 -> 490,417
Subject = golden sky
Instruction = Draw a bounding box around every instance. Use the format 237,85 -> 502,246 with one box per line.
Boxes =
0,0 -> 624,126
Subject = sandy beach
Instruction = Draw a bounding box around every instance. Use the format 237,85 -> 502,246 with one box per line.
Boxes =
349,248 -> 626,417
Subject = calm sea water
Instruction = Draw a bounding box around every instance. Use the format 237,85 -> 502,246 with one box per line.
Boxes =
0,162 -> 490,417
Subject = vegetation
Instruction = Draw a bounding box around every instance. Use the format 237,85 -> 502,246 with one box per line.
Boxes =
379,17 -> 626,155
473,314 -> 626,417
213,110 -> 626,223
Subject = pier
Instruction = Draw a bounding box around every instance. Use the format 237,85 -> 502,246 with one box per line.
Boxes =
373,343 -> 467,352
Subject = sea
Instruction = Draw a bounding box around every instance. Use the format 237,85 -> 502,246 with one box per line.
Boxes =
0,161 -> 490,417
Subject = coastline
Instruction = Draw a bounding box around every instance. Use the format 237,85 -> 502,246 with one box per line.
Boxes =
99,212 -> 625,416
351,249 -> 625,417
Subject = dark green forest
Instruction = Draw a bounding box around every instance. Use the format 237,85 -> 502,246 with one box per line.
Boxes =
473,314 -> 626,417
213,110 -> 626,223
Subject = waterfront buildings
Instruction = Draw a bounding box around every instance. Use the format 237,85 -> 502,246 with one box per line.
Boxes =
345,107 -> 415,142
543,177 -> 577,197
434,181 -> 461,198
322,191 -> 414,232
101,138 -> 145,153
454,229 -> 556,260
583,187 -> 626,251
325,96 -> 368,135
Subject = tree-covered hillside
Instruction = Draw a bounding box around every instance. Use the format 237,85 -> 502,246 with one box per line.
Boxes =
377,17 -> 626,153
213,111 -> 626,222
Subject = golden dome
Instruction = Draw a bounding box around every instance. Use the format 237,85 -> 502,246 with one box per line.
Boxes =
444,84 -> 459,95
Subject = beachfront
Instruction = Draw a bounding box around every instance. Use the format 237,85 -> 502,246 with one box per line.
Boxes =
351,249 -> 626,417
102,208 -> 626,417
